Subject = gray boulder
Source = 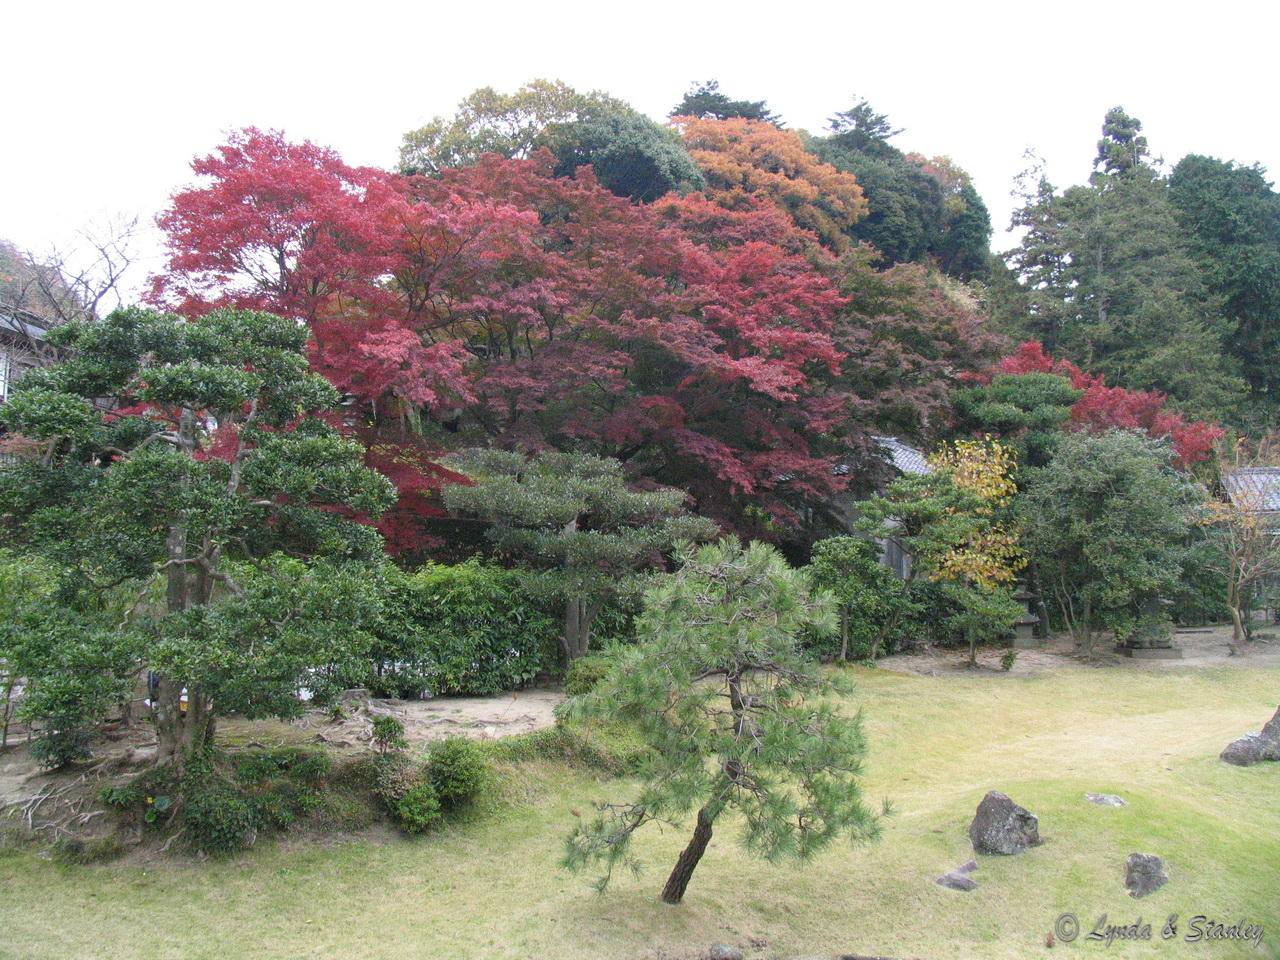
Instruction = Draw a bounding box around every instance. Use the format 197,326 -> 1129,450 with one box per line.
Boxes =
1262,706 -> 1280,759
968,791 -> 1042,854
708,944 -> 743,960
1221,705 -> 1280,766
1221,733 -> 1266,766
1125,853 -> 1168,897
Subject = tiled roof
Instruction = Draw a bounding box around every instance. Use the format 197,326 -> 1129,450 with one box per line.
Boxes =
1224,467 -> 1280,513
873,436 -> 932,476
773,436 -> 931,485
0,309 -> 53,343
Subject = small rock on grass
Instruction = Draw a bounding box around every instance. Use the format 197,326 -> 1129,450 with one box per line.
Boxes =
936,870 -> 978,891
935,858 -> 979,891
709,944 -> 743,960
1085,792 -> 1126,806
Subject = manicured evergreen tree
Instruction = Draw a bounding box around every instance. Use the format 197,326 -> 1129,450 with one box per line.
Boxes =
1018,431 -> 1200,655
563,539 -> 882,903
442,449 -> 716,661
0,306 -> 395,769
807,535 -> 908,662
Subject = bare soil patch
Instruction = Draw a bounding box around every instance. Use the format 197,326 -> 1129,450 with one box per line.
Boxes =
0,688 -> 566,831
287,686 -> 565,751
878,623 -> 1280,676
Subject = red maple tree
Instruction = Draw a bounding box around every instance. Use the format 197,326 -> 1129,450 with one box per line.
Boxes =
978,341 -> 1221,468
152,132 -> 999,540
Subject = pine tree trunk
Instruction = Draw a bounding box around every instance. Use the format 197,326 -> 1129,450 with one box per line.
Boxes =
661,805 -> 715,904
562,598 -> 604,661
839,608 -> 849,661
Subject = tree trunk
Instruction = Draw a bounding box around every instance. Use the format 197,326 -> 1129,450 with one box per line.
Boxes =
153,679 -> 215,772
563,598 -> 584,661
1075,598 -> 1093,657
839,608 -> 849,661
661,805 -> 716,904
1228,605 -> 1247,656
1227,579 -> 1247,656
1,671 -> 14,750
562,597 -> 604,662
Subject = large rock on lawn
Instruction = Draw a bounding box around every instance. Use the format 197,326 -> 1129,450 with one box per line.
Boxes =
1125,853 -> 1168,897
968,791 -> 1042,854
1220,705 -> 1280,766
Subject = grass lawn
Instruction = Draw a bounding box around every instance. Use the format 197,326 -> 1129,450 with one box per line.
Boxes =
1,662 -> 1277,959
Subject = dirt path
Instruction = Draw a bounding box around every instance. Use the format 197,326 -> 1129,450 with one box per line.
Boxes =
0,688 -> 566,827
878,622 -> 1280,676
285,687 -> 565,750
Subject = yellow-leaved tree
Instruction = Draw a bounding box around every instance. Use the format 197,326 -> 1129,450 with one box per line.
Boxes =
856,436 -> 1025,666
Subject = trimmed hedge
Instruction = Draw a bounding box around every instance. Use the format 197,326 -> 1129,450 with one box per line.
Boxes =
364,560 -> 558,697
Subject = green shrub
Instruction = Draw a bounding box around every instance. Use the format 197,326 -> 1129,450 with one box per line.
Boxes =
392,782 -> 443,834
563,654 -> 612,696
426,737 -> 487,808
368,751 -> 416,805
1000,649 -> 1018,671
183,783 -> 260,855
233,746 -> 331,787
489,722 -> 651,777
371,715 -> 407,754
894,579 -> 967,647
97,783 -> 143,811
29,723 -> 95,769
1169,536 -> 1230,625
804,537 -> 915,661
587,596 -> 641,646
95,747 -> 337,854
362,560 -> 557,697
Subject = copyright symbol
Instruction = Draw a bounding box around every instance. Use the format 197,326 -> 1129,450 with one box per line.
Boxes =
1055,913 -> 1080,943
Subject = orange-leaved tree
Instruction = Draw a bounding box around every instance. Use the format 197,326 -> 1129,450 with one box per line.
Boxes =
672,116 -> 868,251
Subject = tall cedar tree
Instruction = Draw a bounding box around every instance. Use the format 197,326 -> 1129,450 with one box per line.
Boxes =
1005,109 -> 1244,419
1168,155 -> 1280,407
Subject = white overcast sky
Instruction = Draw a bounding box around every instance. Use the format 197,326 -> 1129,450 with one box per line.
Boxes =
4,0 -> 1278,300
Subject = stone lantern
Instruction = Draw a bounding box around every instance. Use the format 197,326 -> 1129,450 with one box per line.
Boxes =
1011,582 -> 1041,649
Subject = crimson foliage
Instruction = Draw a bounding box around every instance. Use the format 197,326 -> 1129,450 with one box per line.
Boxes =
153,129 -> 996,538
